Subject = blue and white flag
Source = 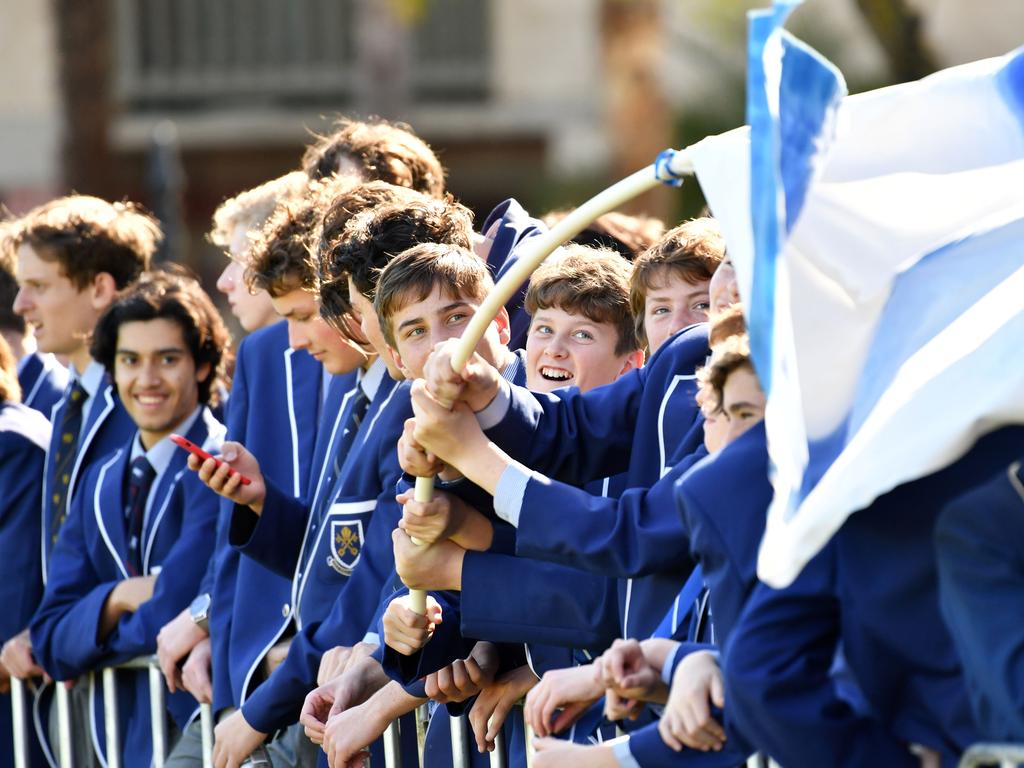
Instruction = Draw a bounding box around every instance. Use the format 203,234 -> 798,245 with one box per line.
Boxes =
689,0 -> 1024,587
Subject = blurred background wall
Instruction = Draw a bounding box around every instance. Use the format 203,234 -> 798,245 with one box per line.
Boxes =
1,0 -> 1021,287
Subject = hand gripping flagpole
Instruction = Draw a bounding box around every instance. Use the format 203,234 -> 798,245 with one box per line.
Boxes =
405,148 -> 694,612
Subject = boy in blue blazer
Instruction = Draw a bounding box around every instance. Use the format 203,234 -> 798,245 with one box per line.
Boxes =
156,173 -> 324,768
191,191 -> 477,768
724,426 -> 1024,766
2,196 -> 157,766
936,456 -> 1024,742
298,242 -> 525,768
0,338 -> 52,768
1,227 -> 68,420
30,270 -> 229,768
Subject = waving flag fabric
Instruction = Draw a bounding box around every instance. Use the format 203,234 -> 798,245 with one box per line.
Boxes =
690,0 -> 1024,587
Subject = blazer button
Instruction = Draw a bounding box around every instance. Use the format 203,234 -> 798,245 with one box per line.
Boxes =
282,603 -> 290,617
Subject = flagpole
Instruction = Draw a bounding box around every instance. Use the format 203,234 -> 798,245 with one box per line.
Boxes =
405,148 -> 695,613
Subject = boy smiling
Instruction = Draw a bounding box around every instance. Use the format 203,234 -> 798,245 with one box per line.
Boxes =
30,270 -> 228,768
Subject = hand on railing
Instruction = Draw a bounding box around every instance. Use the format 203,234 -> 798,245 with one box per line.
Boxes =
180,637 -> 213,704
423,641 -> 499,706
468,663 -> 538,754
657,649 -> 726,754
531,736 -> 617,768
211,710 -> 267,768
524,665 -> 603,738
1,629 -> 46,681
316,645 -> 354,687
156,607 -> 207,693
593,638 -> 669,722
322,681 -> 422,768
301,653 -> 390,745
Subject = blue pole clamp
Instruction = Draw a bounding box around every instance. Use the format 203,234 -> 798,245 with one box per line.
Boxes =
654,148 -> 686,188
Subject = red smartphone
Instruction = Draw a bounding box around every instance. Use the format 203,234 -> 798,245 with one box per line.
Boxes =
171,434 -> 252,486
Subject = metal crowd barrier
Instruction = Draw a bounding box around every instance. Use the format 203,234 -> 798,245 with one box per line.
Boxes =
10,657 -> 214,768
12,664 -> 528,768
959,743 -> 1024,768
20,668 -> 1021,768
381,707 -> 512,768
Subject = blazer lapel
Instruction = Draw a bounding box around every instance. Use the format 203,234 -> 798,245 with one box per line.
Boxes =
94,447 -> 130,579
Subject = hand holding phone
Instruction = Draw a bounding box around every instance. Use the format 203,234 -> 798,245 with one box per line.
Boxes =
171,434 -> 252,486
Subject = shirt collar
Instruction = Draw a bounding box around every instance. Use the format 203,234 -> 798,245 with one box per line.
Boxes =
500,349 -> 524,384
130,406 -> 203,475
359,357 -> 387,401
71,359 -> 107,401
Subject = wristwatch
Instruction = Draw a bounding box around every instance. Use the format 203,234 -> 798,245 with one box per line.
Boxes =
189,593 -> 211,633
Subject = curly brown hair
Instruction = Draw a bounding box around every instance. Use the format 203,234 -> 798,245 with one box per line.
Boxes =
209,172 -> 310,252
301,116 -> 445,198
699,334 -> 753,415
319,194 -> 473,335
91,267 -> 231,407
245,176 -> 353,298
15,195 -> 160,291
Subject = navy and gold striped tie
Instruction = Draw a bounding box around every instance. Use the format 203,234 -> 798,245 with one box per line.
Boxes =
49,381 -> 87,547
125,456 -> 156,576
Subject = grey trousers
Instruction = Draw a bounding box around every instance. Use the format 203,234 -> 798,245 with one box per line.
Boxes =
165,716 -> 318,768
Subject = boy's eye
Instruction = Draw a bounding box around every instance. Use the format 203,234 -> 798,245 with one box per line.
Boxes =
405,326 -> 425,338
447,313 -> 468,325
651,306 -> 670,316
693,301 -> 711,312
118,354 -> 138,367
161,354 -> 180,366
572,330 -> 594,341
533,324 -> 552,335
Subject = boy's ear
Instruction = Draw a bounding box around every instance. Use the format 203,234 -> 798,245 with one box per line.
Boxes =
493,306 -> 511,346
389,344 -> 413,380
89,272 -> 118,311
196,361 -> 212,385
619,349 -> 645,377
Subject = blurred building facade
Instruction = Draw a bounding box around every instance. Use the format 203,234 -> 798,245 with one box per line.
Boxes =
1,0 -> 1022,273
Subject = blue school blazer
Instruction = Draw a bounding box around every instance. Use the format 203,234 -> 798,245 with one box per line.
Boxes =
725,424 -> 1024,768
236,373 -> 408,733
18,352 -> 69,421
0,402 -> 51,768
41,374 -> 136,579
479,198 -> 548,352
484,324 -> 708,490
30,408 -> 224,768
208,321 -> 324,712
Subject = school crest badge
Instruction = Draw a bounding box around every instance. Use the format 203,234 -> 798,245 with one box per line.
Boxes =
327,519 -> 364,575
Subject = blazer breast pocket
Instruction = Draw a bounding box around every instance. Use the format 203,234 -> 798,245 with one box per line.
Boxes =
316,499 -> 377,582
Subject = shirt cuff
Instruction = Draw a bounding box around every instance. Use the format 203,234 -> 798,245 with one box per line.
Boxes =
362,631 -> 380,646
475,378 -> 511,430
662,643 -> 683,685
493,463 -> 531,528
609,735 -> 642,768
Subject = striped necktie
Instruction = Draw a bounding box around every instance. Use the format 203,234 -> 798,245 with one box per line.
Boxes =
317,387 -> 371,518
125,456 -> 156,576
49,380 -> 87,547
